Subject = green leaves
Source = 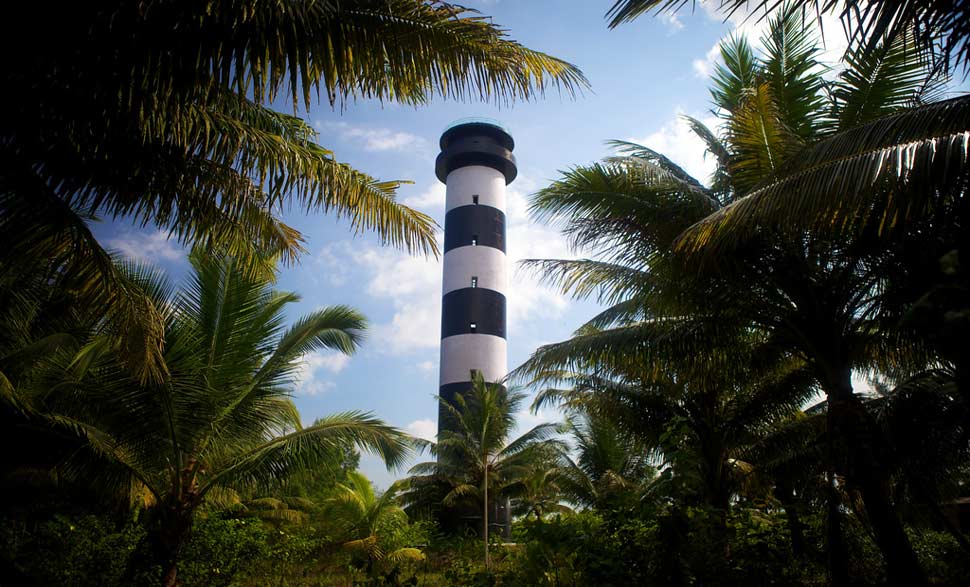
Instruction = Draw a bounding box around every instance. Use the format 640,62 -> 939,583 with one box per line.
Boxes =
830,31 -> 947,131
677,96 -> 970,256
2,252 -> 412,539
208,413 -> 411,496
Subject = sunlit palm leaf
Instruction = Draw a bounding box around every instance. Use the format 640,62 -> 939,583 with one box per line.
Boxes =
676,96 -> 970,256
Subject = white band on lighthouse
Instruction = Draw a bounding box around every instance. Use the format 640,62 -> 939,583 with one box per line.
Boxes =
445,166 -> 507,213
441,246 -> 508,296
439,334 -> 508,387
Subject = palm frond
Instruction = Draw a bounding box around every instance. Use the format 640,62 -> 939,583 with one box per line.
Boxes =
831,30 -> 947,131
202,412 -> 411,495
760,7 -> 827,140
676,96 -> 970,256
603,0 -> 970,73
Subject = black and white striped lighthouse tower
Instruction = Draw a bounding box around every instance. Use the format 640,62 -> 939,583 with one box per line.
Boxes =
435,118 -> 516,435
435,118 -> 516,535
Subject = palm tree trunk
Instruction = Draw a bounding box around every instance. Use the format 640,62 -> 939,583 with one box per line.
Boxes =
483,468 -> 490,571
825,469 -> 849,587
825,366 -> 926,586
152,516 -> 190,587
774,480 -> 807,559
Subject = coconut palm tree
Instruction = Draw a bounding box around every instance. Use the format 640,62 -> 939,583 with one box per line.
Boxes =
403,372 -> 563,569
325,471 -> 423,568
605,0 -> 970,73
521,9 -> 953,583
550,412 -> 655,511
523,342 -> 816,514
510,456 -> 574,520
0,252 -> 411,586
0,0 -> 589,384
673,20 -> 955,586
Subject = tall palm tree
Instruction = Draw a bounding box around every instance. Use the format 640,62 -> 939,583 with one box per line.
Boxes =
0,253 -> 412,586
0,0 -> 590,383
521,9 -> 952,583
403,372 -> 562,569
673,18 -> 953,587
605,0 -> 970,73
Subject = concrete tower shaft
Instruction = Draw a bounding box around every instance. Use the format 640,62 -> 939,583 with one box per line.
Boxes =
436,119 -> 517,431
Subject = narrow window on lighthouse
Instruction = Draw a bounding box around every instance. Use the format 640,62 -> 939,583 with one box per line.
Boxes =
469,322 -> 477,333
473,194 -> 479,204
471,235 -> 478,246
471,276 -> 478,288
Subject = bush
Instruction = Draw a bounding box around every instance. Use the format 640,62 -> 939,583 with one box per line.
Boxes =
178,516 -> 271,587
0,514 -> 147,586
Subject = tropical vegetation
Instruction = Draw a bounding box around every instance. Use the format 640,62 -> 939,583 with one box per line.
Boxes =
2,0 -> 969,585
510,5 -> 970,586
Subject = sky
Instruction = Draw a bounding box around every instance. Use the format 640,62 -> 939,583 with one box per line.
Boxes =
91,1 -> 969,488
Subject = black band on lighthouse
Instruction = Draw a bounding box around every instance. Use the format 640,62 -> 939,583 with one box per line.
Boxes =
443,206 -> 506,254
441,288 -> 506,339
435,122 -> 518,184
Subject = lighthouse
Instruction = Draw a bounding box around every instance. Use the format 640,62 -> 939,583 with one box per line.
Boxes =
435,118 -> 516,435
435,117 -> 516,536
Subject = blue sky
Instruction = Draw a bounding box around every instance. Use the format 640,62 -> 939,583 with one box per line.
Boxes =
92,2 -> 969,487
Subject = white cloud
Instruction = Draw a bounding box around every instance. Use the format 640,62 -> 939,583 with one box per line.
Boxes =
628,111 -> 721,186
293,350 -> 351,396
402,183 -> 446,210
324,243 -> 443,354
313,242 -> 356,286
323,122 -> 428,153
514,406 -> 559,433
416,360 -> 436,372
373,302 -> 442,354
107,230 -> 185,264
297,380 -> 336,396
659,12 -> 684,32
505,181 -> 573,326
405,418 -> 437,442
692,44 -> 722,79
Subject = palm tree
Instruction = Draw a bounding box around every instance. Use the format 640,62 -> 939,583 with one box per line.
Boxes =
325,471 -> 423,568
509,449 -> 574,520
551,412 -> 655,511
0,253 -> 412,586
672,19 -> 954,587
403,372 -> 562,569
604,0 -> 970,73
1,0 -> 590,383
520,9 -> 953,583
522,343 -> 815,515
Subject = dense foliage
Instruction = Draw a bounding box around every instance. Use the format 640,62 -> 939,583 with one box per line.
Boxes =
1,1 -> 968,585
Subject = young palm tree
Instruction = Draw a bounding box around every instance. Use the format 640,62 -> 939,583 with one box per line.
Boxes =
511,455 -> 574,520
403,372 -> 563,569
0,0 -> 590,383
523,342 -> 815,514
326,471 -> 422,566
0,253 -> 411,586
550,412 -> 655,511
